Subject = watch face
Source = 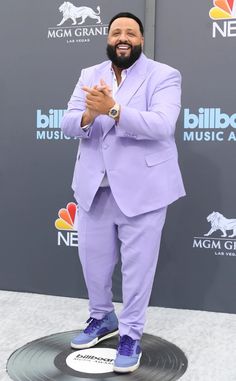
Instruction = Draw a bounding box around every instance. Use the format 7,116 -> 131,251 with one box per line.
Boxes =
109,104 -> 119,118
110,109 -> 118,116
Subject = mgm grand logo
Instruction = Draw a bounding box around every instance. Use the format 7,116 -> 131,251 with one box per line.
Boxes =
193,211 -> 236,257
48,2 -> 108,44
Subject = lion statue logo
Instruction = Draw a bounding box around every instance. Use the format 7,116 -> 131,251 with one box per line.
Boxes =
204,211 -> 236,238
57,2 -> 101,26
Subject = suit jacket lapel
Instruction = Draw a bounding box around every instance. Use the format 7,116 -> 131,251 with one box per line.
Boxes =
97,54 -> 148,138
102,54 -> 148,138
115,53 -> 148,105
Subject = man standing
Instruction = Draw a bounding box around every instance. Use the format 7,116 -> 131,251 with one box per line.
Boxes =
61,12 -> 185,373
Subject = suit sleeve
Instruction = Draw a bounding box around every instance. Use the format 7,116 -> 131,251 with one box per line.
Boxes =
60,69 -> 92,139
116,68 -> 181,141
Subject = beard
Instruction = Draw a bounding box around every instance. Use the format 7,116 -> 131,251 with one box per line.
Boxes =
106,43 -> 142,69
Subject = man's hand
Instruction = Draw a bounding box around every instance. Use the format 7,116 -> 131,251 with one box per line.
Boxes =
96,79 -> 112,96
81,108 -> 98,127
83,79 -> 115,116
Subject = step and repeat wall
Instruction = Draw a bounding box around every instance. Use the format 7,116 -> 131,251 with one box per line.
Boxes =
0,0 -> 235,313
153,0 -> 236,313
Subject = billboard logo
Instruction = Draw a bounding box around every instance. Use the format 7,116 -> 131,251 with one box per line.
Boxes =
210,0 -> 236,37
66,348 -> 116,374
183,108 -> 236,142
37,109 -> 65,129
36,109 -> 74,141
55,202 -> 78,247
193,211 -> 236,257
57,2 -> 101,26
48,2 -> 108,44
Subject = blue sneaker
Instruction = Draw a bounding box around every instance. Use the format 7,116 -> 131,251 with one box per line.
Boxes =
113,335 -> 142,373
71,311 -> 118,349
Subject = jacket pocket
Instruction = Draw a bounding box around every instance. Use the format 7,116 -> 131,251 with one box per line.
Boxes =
145,150 -> 175,167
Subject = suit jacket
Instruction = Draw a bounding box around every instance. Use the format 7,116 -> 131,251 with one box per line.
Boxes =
61,53 -> 185,217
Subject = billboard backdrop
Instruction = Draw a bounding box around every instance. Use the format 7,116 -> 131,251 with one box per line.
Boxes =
0,0 -> 145,299
153,0 -> 236,313
0,0 -> 235,314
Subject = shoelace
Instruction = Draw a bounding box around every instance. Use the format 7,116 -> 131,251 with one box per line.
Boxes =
84,317 -> 105,334
118,335 -> 135,356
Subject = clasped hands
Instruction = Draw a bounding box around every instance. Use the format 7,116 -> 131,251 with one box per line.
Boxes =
81,79 -> 115,126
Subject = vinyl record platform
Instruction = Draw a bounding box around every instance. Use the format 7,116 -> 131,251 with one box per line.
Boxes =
7,330 -> 188,381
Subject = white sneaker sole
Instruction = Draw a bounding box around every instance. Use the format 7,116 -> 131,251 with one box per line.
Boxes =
113,352 -> 142,373
71,329 -> 119,349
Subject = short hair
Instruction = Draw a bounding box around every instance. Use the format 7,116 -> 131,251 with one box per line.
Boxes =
108,12 -> 144,36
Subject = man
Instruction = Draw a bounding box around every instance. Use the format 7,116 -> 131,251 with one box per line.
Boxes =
61,12 -> 185,373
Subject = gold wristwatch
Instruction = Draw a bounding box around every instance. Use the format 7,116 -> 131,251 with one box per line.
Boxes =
108,103 -> 120,119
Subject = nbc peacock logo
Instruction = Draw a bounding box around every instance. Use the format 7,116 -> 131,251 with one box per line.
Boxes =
210,0 -> 236,37
55,202 -> 78,247
210,0 -> 236,19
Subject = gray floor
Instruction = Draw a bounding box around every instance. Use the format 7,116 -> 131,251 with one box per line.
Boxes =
1,290 -> 236,381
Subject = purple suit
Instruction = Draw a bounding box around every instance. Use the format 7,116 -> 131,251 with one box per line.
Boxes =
61,53 -> 185,339
61,53 -> 185,216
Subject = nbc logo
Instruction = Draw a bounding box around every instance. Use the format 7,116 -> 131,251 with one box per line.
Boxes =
209,0 -> 236,37
55,202 -> 78,247
210,0 -> 236,19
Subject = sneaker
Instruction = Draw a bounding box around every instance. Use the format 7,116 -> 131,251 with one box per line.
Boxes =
71,311 -> 118,349
113,335 -> 142,373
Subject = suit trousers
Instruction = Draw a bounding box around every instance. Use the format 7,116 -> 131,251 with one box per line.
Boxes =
77,186 -> 167,340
